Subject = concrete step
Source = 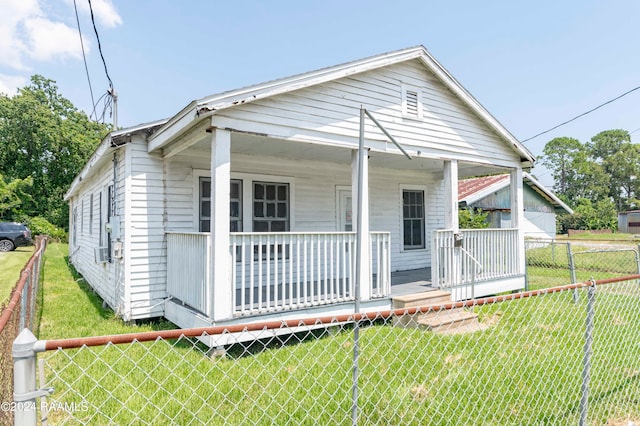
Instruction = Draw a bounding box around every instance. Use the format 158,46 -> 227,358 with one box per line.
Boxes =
392,290 -> 451,309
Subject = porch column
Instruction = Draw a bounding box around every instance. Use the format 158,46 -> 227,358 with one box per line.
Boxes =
443,160 -> 461,292
352,148 -> 371,302
510,168 -> 526,275
209,128 -> 233,321
443,160 -> 459,231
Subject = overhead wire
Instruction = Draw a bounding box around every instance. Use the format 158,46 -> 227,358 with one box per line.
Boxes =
88,0 -> 113,91
521,85 -> 640,143
87,0 -> 116,125
73,0 -> 96,120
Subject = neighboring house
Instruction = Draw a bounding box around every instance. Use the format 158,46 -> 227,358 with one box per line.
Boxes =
65,46 -> 535,339
458,172 -> 573,239
618,210 -> 640,233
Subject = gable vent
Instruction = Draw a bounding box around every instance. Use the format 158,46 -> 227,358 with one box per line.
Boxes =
402,85 -> 422,119
406,90 -> 419,116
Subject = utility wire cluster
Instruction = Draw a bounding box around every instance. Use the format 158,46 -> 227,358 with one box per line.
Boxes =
73,0 -> 116,126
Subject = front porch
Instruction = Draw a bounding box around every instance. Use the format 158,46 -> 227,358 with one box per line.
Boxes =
164,227 -> 525,329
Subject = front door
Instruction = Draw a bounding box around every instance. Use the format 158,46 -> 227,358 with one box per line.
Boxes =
337,189 -> 352,232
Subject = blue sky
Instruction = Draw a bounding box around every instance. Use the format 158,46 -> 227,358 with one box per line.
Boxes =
1,0 -> 639,187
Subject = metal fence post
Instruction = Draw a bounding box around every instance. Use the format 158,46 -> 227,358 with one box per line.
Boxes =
567,242 -> 578,303
579,280 -> 596,426
13,329 -> 38,426
19,273 -> 29,330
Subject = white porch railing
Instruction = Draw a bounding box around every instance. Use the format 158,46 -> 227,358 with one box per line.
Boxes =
166,231 -> 391,318
166,232 -> 209,314
432,228 -> 520,289
370,232 -> 391,298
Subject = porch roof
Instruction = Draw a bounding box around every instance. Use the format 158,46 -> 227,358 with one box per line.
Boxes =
147,46 -> 535,166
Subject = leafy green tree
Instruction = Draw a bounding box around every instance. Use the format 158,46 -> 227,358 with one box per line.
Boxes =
0,75 -> 108,228
587,129 -> 636,211
0,174 -> 33,220
541,137 -> 584,197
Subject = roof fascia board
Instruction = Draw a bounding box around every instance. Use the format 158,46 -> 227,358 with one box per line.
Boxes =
148,101 -> 198,152
195,47 -> 425,114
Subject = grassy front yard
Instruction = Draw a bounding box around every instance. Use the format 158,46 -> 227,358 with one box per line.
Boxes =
38,243 -> 640,424
0,246 -> 35,303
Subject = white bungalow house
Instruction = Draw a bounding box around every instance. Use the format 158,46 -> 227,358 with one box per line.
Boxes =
458,172 -> 573,239
65,46 -> 535,335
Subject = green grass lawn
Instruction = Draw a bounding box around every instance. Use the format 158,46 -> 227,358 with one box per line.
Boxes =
38,243 -> 174,339
38,243 -> 640,424
0,246 -> 35,303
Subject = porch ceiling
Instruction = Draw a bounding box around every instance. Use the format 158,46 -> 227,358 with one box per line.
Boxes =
178,132 -> 510,178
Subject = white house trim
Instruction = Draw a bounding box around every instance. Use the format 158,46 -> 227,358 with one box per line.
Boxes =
399,184 -> 429,253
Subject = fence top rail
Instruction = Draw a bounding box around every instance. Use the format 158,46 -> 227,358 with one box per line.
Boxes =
0,236 -> 47,333
34,273 -> 640,353
434,228 -> 518,234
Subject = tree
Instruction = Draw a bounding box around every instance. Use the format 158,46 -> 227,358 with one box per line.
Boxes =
0,76 -> 109,228
587,129 -> 637,211
541,137 -> 585,197
0,174 -> 33,220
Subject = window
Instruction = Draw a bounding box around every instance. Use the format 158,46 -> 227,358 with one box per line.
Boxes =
199,178 -> 243,232
80,198 -> 84,234
401,85 -> 423,119
89,194 -> 94,235
253,182 -> 289,232
199,178 -> 211,232
230,180 -> 242,232
403,190 -> 425,249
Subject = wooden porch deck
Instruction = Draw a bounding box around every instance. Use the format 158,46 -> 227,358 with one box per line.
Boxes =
390,268 -> 435,296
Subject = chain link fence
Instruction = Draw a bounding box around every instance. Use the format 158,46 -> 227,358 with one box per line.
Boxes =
0,236 -> 48,425
525,239 -> 640,290
11,273 -> 640,425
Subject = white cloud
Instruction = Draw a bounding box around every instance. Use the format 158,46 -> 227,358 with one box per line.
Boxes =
70,0 -> 123,29
23,17 -> 84,62
0,0 -> 122,73
0,0 -> 42,69
0,74 -> 28,96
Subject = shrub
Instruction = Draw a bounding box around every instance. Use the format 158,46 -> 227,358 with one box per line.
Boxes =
23,216 -> 67,241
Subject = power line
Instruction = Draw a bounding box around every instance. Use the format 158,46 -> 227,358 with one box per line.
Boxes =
87,0 -> 113,91
73,0 -> 96,119
521,85 -> 640,143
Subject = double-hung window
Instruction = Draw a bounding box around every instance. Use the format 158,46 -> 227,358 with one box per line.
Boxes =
402,190 -> 425,250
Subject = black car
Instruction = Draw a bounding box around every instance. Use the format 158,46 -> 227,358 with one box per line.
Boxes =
0,222 -> 33,252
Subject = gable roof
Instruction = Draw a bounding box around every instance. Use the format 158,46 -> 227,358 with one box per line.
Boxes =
458,172 -> 573,215
148,45 -> 535,166
64,118 -> 168,200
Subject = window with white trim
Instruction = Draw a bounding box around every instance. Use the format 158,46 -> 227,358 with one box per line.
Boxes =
402,190 -> 425,249
199,178 -> 243,232
253,182 -> 289,232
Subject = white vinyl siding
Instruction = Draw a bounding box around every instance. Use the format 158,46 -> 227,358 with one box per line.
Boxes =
164,152 -> 442,272
211,60 -> 522,169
